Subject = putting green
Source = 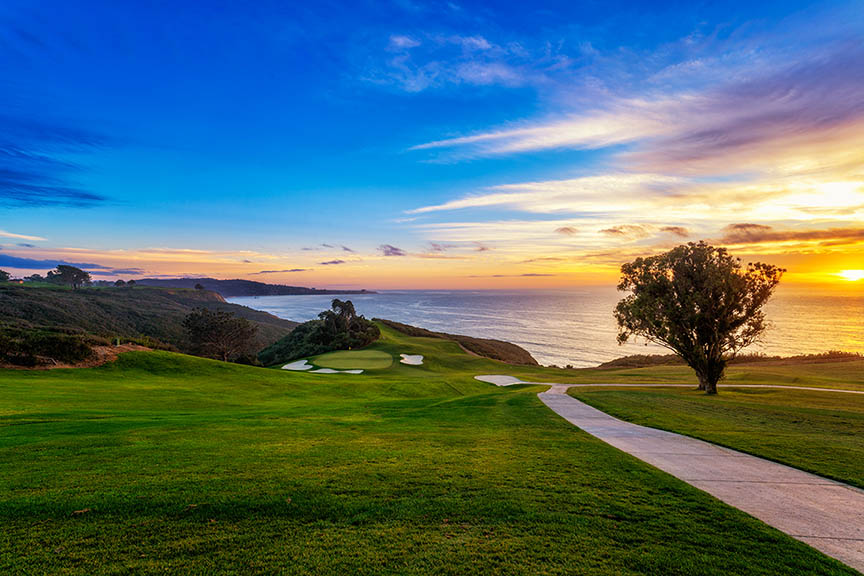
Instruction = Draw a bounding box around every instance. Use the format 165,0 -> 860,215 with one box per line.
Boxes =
311,349 -> 393,369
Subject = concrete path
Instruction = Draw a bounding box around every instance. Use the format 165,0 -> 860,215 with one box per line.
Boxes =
538,384 -> 864,572
474,375 -> 864,394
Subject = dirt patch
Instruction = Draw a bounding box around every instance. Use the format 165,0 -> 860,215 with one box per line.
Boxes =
0,344 -> 150,370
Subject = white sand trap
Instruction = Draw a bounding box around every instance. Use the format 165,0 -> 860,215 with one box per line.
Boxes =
311,368 -> 364,374
282,360 -> 313,371
475,374 -> 530,386
400,354 -> 424,365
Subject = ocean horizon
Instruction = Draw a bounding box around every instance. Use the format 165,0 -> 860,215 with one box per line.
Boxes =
231,284 -> 864,368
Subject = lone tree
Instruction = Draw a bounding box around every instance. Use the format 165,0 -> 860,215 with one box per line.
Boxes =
194,283 -> 205,290
182,308 -> 258,362
614,242 -> 784,394
0,269 -> 10,283
114,279 -> 126,287
47,265 -> 91,289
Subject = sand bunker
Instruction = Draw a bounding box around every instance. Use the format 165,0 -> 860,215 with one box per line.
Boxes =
311,368 -> 364,374
474,375 -> 529,386
400,354 -> 424,365
282,360 -> 313,371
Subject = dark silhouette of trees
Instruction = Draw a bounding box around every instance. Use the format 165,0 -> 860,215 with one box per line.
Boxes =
127,279 -> 136,286
114,279 -> 126,287
615,242 -> 784,394
46,265 -> 91,289
26,274 -> 44,282
0,269 -> 9,283
259,299 -> 380,365
194,283 -> 205,290
182,308 -> 258,362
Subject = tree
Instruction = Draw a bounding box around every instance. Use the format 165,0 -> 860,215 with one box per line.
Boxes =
182,308 -> 258,362
0,269 -> 9,283
114,279 -> 126,287
46,265 -> 91,289
25,274 -> 44,282
127,279 -> 136,286
258,300 -> 380,365
194,283 -> 205,290
614,242 -> 784,394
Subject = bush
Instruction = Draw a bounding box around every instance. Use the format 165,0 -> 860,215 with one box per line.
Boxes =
0,327 -> 95,366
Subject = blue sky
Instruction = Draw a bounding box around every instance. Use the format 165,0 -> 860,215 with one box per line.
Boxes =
2,0 -> 863,287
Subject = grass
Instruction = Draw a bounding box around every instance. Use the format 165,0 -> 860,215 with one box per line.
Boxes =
311,349 -> 393,369
499,357 -> 864,391
0,324 -> 858,574
568,386 -> 864,489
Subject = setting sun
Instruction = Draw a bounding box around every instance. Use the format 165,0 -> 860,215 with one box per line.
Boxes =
838,270 -> 864,281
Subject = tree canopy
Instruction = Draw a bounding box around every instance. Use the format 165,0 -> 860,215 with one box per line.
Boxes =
182,308 -> 258,363
614,242 -> 784,394
46,265 -> 91,289
0,269 -> 10,283
259,299 -> 380,365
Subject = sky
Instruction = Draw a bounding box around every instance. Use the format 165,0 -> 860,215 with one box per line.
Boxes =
1,0 -> 863,289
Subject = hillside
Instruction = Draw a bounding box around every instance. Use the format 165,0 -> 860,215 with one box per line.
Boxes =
374,318 -> 539,365
0,285 -> 297,353
136,277 -> 375,297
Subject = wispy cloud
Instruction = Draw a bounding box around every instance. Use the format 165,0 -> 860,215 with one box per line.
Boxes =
0,114 -> 107,208
251,268 -> 308,274
379,244 -> 407,256
0,229 -> 45,241
320,259 -> 346,265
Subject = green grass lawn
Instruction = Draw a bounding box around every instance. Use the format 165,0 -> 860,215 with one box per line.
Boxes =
0,325 -> 857,574
502,358 -> 864,390
568,386 -> 864,489
311,349 -> 394,369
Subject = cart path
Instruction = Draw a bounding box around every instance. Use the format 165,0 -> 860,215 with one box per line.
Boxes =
534,383 -> 864,572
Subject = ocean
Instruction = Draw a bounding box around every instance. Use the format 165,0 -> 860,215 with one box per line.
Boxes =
230,285 -> 864,368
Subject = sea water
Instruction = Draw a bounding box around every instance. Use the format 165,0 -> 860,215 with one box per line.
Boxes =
231,285 -> 864,368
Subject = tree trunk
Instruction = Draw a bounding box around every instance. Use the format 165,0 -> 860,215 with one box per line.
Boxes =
705,377 -> 718,395
696,374 -> 708,391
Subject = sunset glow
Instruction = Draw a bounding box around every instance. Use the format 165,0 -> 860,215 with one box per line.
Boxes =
2,2 -> 864,289
839,270 -> 864,282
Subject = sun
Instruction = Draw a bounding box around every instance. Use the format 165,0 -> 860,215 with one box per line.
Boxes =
838,270 -> 864,282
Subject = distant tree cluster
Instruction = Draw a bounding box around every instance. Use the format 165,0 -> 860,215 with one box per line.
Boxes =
46,265 -> 92,289
259,299 -> 380,365
183,308 -> 259,363
615,241 -> 784,394
0,269 -> 10,283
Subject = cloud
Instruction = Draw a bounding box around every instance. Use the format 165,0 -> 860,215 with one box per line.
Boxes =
408,174 -> 685,214
251,268 -> 308,274
0,114 -> 107,207
660,226 -> 689,237
16,243 -> 36,248
341,245 -> 355,252
0,254 -> 110,270
470,273 -> 556,278
319,259 -> 346,265
89,267 -> 146,276
378,244 -> 407,256
719,224 -> 864,246
367,33 -> 564,93
0,229 -> 46,241
410,43 -> 864,178
600,225 -> 652,239
555,226 -> 578,236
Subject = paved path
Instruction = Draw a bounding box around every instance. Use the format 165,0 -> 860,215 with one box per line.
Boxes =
474,375 -> 864,394
536,384 -> 864,572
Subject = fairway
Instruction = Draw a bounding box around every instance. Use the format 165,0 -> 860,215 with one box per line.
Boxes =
311,349 -> 394,369
0,325 -> 857,575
